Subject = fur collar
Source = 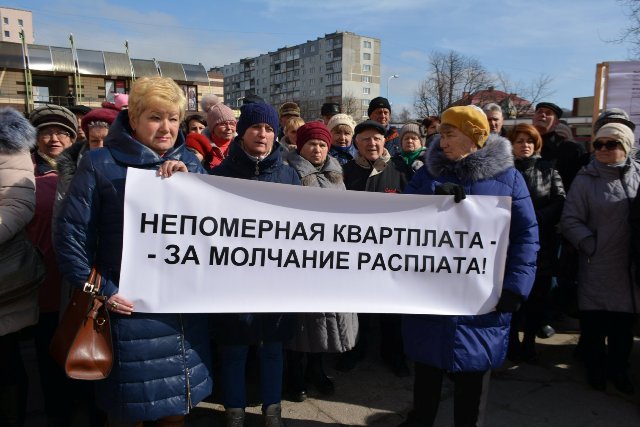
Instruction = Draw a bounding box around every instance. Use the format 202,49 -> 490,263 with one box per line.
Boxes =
0,107 -> 37,154
56,141 -> 88,180
426,133 -> 514,181
286,150 -> 344,186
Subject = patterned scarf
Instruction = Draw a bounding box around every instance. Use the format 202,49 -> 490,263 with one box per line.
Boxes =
354,149 -> 391,178
37,150 -> 58,169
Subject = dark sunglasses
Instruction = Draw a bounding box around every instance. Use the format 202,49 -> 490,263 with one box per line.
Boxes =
593,140 -> 621,151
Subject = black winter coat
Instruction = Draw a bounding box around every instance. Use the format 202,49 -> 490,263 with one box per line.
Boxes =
342,155 -> 412,193
540,131 -> 587,190
514,156 -> 565,275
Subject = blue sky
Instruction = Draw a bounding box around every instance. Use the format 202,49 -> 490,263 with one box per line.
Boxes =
12,0 -> 633,116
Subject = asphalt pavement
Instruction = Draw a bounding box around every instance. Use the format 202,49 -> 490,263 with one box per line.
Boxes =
24,317 -> 640,426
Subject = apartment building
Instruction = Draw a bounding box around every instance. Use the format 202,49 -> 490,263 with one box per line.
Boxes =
0,7 -> 33,44
221,31 -> 381,120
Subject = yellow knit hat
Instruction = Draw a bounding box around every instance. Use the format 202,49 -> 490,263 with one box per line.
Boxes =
441,106 -> 490,147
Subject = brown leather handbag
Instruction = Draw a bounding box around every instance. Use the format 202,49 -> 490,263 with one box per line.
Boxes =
50,268 -> 113,380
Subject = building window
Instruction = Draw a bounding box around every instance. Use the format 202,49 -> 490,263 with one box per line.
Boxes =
363,53 -> 371,60
18,19 -> 23,26
362,75 -> 372,83
361,99 -> 370,107
363,40 -> 372,48
363,87 -> 371,95
3,17 -> 8,24
4,30 -> 10,38
362,64 -> 371,72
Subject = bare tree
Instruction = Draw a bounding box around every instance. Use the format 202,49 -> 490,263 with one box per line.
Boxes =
393,107 -> 412,123
414,50 -> 494,117
612,0 -> 640,57
341,91 -> 360,119
495,72 -> 555,117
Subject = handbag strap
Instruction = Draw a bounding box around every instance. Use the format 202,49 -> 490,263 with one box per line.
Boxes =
82,267 -> 103,295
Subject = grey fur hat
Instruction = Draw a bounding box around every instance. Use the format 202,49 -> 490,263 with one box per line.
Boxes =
0,107 -> 37,153
29,104 -> 78,139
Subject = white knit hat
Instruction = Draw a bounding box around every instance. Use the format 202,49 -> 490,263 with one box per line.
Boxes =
327,113 -> 356,133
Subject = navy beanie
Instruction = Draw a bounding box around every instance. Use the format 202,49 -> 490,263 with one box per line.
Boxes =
368,96 -> 391,116
237,102 -> 279,138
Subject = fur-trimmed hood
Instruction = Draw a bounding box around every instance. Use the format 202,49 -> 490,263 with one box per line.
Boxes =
426,133 -> 514,182
286,150 -> 344,189
0,107 -> 37,154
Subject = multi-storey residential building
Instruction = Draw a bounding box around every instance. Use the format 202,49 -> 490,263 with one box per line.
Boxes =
221,31 -> 381,120
0,7 -> 33,44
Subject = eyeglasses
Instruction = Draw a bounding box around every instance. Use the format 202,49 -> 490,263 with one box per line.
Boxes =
39,130 -> 71,140
593,140 -> 621,151
217,121 -> 237,128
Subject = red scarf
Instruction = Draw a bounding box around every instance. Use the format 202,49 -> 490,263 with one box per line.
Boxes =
208,134 -> 233,168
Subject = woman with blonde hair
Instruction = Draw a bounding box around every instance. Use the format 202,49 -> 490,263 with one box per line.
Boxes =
54,76 -> 212,426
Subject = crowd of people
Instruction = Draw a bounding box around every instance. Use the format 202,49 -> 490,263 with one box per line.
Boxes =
0,75 -> 638,427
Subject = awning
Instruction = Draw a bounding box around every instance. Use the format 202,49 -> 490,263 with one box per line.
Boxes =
0,41 -> 25,69
28,44 -> 53,71
76,48 -> 106,76
182,63 -> 209,83
131,59 -> 158,77
157,61 -> 186,81
50,47 -> 75,73
104,51 -> 132,77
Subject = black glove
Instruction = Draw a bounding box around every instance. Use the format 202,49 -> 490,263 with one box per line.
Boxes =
435,183 -> 466,203
495,289 -> 522,313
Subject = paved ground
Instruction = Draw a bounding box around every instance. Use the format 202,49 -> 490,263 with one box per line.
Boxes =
24,317 -> 640,426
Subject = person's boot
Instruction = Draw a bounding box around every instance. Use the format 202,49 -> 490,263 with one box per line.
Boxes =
225,407 -> 245,427
537,324 -> 556,339
507,328 -> 521,363
609,370 -> 635,395
263,403 -> 284,427
306,353 -> 334,395
521,332 -> 538,363
286,351 -> 307,402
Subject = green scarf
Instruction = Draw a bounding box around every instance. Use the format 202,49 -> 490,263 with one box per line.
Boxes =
400,148 -> 425,166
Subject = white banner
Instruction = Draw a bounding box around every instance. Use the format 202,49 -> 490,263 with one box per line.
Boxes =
119,169 -> 512,315
606,61 -> 640,146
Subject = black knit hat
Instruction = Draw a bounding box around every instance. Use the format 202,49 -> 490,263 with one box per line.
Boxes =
237,102 -> 280,138
535,102 -> 563,119
321,102 -> 341,116
29,104 -> 78,139
368,96 -> 391,116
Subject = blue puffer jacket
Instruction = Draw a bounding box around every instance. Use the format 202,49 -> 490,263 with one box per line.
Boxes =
54,110 -> 212,422
210,138 -> 300,344
402,134 -> 539,372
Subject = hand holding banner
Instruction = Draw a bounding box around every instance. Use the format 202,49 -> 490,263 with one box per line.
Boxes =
119,169 -> 512,315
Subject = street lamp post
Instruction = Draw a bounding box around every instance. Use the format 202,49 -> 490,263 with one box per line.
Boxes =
387,74 -> 399,100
